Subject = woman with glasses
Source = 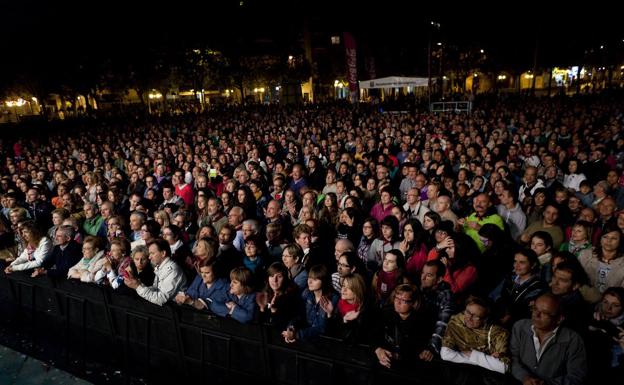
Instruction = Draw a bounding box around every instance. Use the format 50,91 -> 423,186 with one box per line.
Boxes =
67,236 -> 105,282
441,296 -> 510,381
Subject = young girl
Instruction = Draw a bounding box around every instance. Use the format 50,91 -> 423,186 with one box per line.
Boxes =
367,216 -> 401,272
372,250 -> 407,306
256,262 -> 300,329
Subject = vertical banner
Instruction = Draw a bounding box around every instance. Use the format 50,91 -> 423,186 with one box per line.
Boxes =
343,32 -> 358,103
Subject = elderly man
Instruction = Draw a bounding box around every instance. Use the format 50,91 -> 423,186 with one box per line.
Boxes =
82,201 -> 107,237
403,187 -> 430,225
510,293 -> 587,385
458,193 -> 504,252
207,197 -> 227,234
124,239 -> 187,306
518,166 -> 545,205
436,194 -> 458,228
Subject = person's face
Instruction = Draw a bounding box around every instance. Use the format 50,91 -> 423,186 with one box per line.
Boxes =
26,189 -> 38,203
473,195 -> 489,216
110,244 -> 123,260
531,297 -> 560,332
463,303 -> 486,329
337,255 -> 352,277
218,228 -> 232,244
524,169 -> 537,184
550,269 -> 575,295
568,161 -> 578,174
197,197 -> 207,210
200,266 -> 215,284
193,240 -> 208,257
599,199 -> 616,218
282,250 -> 296,268
381,224 -> 393,240
437,197 -> 450,212
571,225 -> 588,243
228,210 -> 242,226
55,229 -> 70,246
601,231 -> 621,252
163,188 -> 173,200
82,242 -> 97,259
579,208 -> 595,223
380,192 -> 391,205
543,205 -> 559,225
244,242 -> 258,257
133,252 -> 148,270
382,253 -> 398,272
513,254 -> 533,277
230,279 -> 243,296
403,224 -> 414,243
618,213 -> 624,229
600,293 -> 624,320
423,216 -> 435,231
420,264 -> 440,289
307,276 -> 322,291
148,244 -> 166,267
393,291 -> 414,315
340,282 -> 355,302
267,202 -> 279,219
296,232 -> 311,250
207,200 -> 219,216
268,272 -> 284,291
391,207 -> 403,222
530,236 -> 550,256
52,213 -> 64,226
607,171 -> 619,186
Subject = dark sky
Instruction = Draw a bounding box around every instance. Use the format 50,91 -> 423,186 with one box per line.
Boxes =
2,0 -> 622,77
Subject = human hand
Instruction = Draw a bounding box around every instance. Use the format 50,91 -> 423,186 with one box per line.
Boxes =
124,276 -> 140,289
174,292 -> 188,305
457,218 -> 466,226
375,348 -> 392,368
613,327 -> 624,349
593,310 -> 603,321
399,239 -> 408,253
319,296 -> 334,316
343,310 -> 360,322
282,326 -> 296,343
30,267 -> 46,278
466,221 -> 481,230
4,266 -> 13,274
256,292 -> 268,310
419,349 -> 434,361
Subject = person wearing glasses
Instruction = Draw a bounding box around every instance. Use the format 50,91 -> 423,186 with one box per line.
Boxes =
511,293 -> 587,385
371,284 -> 435,370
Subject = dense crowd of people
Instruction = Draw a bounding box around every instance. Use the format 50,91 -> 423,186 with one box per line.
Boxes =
1,93 -> 624,384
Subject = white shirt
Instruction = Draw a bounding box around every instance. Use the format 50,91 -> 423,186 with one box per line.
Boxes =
531,325 -> 559,361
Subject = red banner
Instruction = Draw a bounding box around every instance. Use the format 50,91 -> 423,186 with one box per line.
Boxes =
343,32 -> 358,103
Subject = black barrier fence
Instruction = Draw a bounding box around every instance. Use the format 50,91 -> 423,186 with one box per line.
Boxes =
0,272 -> 510,385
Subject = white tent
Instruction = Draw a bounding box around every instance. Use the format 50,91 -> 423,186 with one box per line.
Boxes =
358,76 -> 431,89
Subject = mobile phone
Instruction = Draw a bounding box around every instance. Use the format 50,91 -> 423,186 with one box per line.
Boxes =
209,169 -> 217,178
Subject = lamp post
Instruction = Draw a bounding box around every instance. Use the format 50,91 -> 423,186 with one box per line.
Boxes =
428,21 -> 441,108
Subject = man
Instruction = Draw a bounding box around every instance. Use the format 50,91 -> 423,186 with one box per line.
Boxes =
458,193 -> 504,253
436,194 -> 458,228
403,187 -> 430,225
287,164 -> 307,197
33,225 -> 81,279
398,163 -> 418,202
129,211 -> 146,242
422,182 -> 440,212
172,169 -> 194,208
206,197 -> 227,234
518,166 -> 545,205
25,186 -> 53,229
372,284 -> 436,370
420,260 -> 454,359
519,203 -> 564,249
264,199 -> 291,236
510,293 -> 587,385
331,241 -> 355,291
228,206 -> 246,251
441,296 -> 510,379
82,201 -> 107,237
549,260 -> 591,334
159,183 -> 184,211
124,239 -> 187,306
497,186 -> 527,240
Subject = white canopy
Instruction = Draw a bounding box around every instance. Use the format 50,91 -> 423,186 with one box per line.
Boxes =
358,76 -> 431,89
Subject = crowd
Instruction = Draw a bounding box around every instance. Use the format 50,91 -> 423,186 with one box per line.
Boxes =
1,93 -> 624,384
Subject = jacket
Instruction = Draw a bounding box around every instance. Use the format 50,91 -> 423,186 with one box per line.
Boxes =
10,237 -> 53,272
42,240 -> 82,279
510,319 -> 587,385
67,250 -> 106,282
211,290 -> 257,324
578,254 -> 624,293
136,257 -> 187,306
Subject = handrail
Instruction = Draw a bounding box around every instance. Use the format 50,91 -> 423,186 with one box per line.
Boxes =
0,271 -> 507,384
430,101 -> 472,113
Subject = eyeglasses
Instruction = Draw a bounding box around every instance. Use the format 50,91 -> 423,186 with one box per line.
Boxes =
394,296 -> 413,305
464,309 -> 483,321
337,262 -> 350,269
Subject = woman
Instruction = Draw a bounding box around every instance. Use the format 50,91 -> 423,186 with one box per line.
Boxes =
67,236 -> 106,282
400,218 -> 429,280
525,188 -> 547,225
175,260 -> 229,312
256,262 -> 300,329
93,238 -> 132,289
4,221 -> 52,274
336,207 -> 362,246
426,233 -> 478,295
191,236 -> 219,269
242,234 -> 267,288
491,248 -> 546,328
48,208 -> 70,240
587,287 -> 624,378
357,217 -> 379,264
560,220 -> 594,261
329,273 -> 370,344
282,264 -> 337,343
476,223 -> 520,296
211,266 -> 257,324
282,243 -> 308,290
530,230 -> 554,266
367,215 -> 402,272
318,192 -> 340,228
237,185 -> 258,220
371,250 -> 409,307
282,189 -> 300,224
295,205 -> 317,227
194,195 -> 210,227
579,225 -> 624,293
563,159 -> 587,192
106,215 -> 126,243
128,245 -> 155,287
422,211 -> 442,250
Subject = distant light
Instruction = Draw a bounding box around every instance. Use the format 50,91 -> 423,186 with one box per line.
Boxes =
442,76 -> 447,80
31,97 -> 37,102
600,45 -> 604,49
288,55 -> 293,61
480,49 -> 484,54
259,87 -> 265,93
498,75 -> 507,80
437,42 -> 442,46
473,73 -> 478,77
275,86 -> 280,91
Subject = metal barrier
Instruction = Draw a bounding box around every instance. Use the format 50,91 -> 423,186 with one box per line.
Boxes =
0,271 -> 505,385
430,101 -> 472,113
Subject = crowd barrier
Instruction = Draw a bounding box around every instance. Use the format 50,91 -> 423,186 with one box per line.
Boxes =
0,272 -> 506,385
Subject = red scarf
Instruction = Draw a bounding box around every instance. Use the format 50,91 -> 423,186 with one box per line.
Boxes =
337,299 -> 359,317
377,269 -> 400,300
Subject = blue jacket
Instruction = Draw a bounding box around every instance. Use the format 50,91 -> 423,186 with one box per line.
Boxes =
186,275 -> 229,312
211,290 -> 257,324
296,289 -> 338,341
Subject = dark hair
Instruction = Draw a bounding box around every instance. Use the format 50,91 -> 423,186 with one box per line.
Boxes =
423,259 -> 446,278
380,215 -> 400,242
464,295 -> 492,322
147,238 -> 172,257
308,264 -> 333,297
515,248 -> 540,273
531,231 -> 554,251
338,251 -> 366,274
554,259 -> 589,286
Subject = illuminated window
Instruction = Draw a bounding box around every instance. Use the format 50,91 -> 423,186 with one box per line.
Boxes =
331,36 -> 340,45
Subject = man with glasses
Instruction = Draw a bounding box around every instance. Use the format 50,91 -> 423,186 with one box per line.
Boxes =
441,296 -> 509,383
511,293 -> 587,385
372,284 -> 435,370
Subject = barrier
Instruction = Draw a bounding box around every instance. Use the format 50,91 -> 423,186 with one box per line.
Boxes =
0,271 -> 506,384
430,101 -> 472,113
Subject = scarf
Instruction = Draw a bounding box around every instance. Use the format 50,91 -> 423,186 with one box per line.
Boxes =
377,269 -> 400,300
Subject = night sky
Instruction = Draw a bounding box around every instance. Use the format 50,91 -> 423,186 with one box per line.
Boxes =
2,0 -> 623,81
